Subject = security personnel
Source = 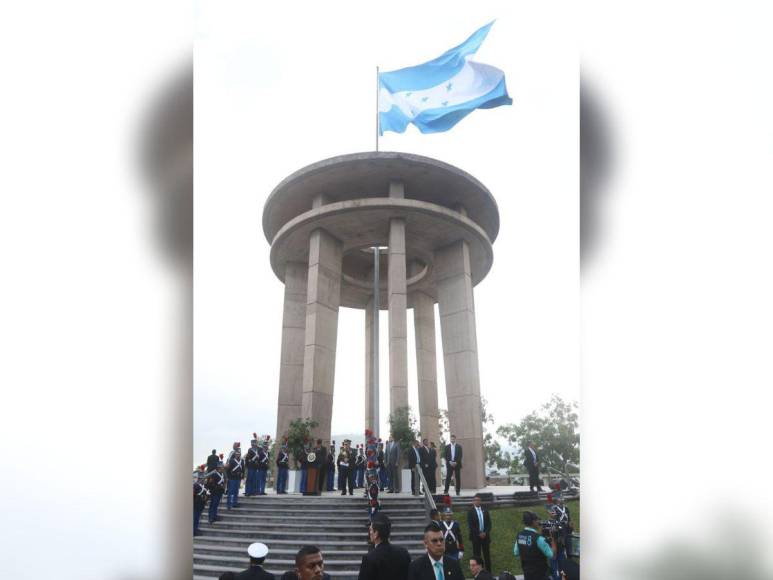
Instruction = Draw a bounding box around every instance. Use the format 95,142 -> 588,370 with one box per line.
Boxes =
440,508 -> 464,561
257,442 -> 270,495
226,449 -> 244,509
514,511 -> 555,580
314,439 -> 327,493
326,443 -> 336,491
276,443 -> 289,494
299,444 -> 309,493
337,440 -> 353,495
245,438 -> 259,497
206,462 -> 226,524
206,449 -> 219,473
193,470 -> 208,536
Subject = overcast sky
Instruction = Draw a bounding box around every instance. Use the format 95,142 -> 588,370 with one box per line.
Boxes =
194,2 -> 578,463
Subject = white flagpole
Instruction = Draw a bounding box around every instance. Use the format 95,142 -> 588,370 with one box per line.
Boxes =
376,66 -> 380,152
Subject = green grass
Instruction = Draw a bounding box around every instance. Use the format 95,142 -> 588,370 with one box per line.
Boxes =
454,500 -> 579,576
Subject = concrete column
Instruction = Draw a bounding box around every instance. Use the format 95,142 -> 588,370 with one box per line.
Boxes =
302,228 -> 343,443
388,180 -> 409,415
413,289 -> 441,483
365,295 -> 376,432
276,262 -> 308,441
435,239 -> 486,490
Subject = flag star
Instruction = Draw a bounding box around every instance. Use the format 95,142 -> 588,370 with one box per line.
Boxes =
421,96 -> 429,102
442,100 -> 449,106
406,92 -> 412,97
446,82 -> 453,91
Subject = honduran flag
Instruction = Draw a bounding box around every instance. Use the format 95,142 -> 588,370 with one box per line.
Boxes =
378,21 -> 512,135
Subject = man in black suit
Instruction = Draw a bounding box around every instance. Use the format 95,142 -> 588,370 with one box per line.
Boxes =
443,434 -> 463,496
408,440 -> 422,495
524,441 -> 543,492
466,494 -> 492,572
386,437 -> 400,493
468,557 -> 494,580
234,542 -> 275,579
358,513 -> 411,580
427,441 -> 438,493
407,522 -> 465,580
420,439 -> 433,493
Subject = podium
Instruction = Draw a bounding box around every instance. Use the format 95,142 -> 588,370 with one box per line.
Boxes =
304,467 -> 320,495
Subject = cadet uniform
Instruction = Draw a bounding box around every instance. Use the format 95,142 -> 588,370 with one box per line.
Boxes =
441,511 -> 464,561
275,445 -> 289,494
367,474 -> 380,521
193,474 -> 208,536
245,440 -> 259,497
256,444 -> 269,495
206,464 -> 226,523
226,451 -> 244,509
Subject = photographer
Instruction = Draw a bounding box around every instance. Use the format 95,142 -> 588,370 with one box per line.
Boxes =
514,511 -> 555,580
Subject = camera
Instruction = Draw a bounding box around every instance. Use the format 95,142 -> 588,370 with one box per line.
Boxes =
540,519 -> 566,544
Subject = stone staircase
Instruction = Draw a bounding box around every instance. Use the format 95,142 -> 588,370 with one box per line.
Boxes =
193,494 -> 427,579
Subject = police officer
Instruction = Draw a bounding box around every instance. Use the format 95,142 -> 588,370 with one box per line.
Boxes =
206,461 -> 226,524
245,438 -> 259,497
276,443 -> 290,494
193,470 -> 208,536
514,511 -> 555,580
440,508 -> 464,561
226,448 -> 244,509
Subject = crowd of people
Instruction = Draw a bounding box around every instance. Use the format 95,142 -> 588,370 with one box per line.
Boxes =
194,434 -> 577,579
205,493 -> 576,580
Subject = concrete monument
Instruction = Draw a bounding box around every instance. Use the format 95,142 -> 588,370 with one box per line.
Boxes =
264,152 -> 498,489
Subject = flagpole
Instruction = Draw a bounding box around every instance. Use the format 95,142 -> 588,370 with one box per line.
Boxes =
376,66 -> 379,153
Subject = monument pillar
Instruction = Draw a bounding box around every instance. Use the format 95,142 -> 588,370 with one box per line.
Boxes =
388,181 -> 409,414
413,288 -> 441,482
301,227 -> 342,443
435,238 -> 486,490
364,295 -> 376,432
276,261 -> 308,440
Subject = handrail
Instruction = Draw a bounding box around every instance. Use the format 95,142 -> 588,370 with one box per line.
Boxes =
414,465 -> 436,514
542,464 -> 580,489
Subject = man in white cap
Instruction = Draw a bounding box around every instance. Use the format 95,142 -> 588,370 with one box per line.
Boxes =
233,542 -> 275,579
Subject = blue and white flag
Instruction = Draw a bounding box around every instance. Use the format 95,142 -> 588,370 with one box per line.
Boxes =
378,21 -> 512,135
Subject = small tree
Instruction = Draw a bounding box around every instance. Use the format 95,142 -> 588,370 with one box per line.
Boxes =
497,395 -> 579,473
389,406 -> 418,462
285,417 -> 318,469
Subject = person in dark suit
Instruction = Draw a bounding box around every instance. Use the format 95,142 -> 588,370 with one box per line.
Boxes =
386,437 -> 400,493
443,434 -> 463,496
468,557 -> 494,580
233,542 -> 275,579
420,439 -> 432,493
407,522 -> 465,580
427,441 -> 438,493
358,513 -> 411,580
407,440 -> 422,495
207,449 -> 219,473
466,494 -> 492,572
524,441 -> 543,492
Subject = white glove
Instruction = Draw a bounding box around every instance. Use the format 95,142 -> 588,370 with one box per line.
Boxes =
458,552 -> 463,560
